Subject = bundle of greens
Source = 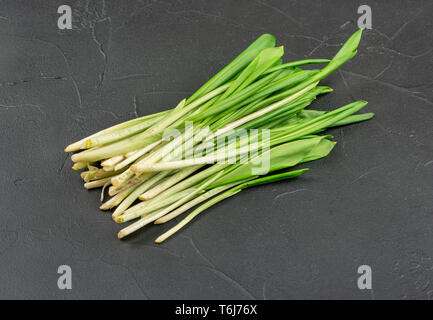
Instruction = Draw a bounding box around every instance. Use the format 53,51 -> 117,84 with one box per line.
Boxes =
65,29 -> 373,243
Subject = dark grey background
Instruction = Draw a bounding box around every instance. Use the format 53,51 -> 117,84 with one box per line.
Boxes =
0,0 -> 432,299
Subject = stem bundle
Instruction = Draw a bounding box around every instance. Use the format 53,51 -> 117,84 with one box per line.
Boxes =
65,29 -> 374,243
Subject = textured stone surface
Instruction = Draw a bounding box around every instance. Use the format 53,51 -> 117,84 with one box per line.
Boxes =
0,0 -> 432,299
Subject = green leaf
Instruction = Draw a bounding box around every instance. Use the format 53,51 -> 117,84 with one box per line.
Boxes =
331,112 -> 374,126
301,138 -> 336,162
193,69 -> 318,123
209,136 -> 330,188
263,59 -> 330,74
218,46 -> 284,101
280,109 -> 374,129
188,70 -> 284,123
271,100 -> 369,145
235,168 -> 309,189
187,34 -> 276,103
251,29 -> 363,112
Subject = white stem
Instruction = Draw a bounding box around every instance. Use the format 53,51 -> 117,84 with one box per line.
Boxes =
121,164 -> 228,219
112,172 -> 167,219
65,134 -> 99,152
100,181 -> 110,202
109,172 -> 153,196
84,177 -> 112,189
118,172 -> 223,236
154,220 -> 189,243
108,185 -> 120,197
144,84 -> 229,138
125,150 -> 138,158
115,187 -> 196,222
111,168 -> 134,187
139,166 -> 200,200
65,112 -> 167,152
134,143 -> 253,172
130,88 -> 229,174
154,182 -> 240,224
130,128 -> 192,173
100,185 -> 134,210
114,140 -> 163,171
142,99 -> 186,137
72,161 -> 88,170
65,140 -> 86,152
101,155 -> 125,167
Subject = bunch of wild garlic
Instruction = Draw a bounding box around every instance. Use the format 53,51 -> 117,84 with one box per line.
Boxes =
65,29 -> 373,243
